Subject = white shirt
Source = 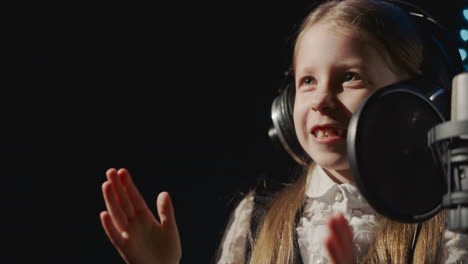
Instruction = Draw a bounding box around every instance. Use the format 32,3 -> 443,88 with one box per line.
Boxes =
216,165 -> 468,264
296,165 -> 378,264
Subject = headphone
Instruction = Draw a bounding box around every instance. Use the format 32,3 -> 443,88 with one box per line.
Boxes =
268,0 -> 464,166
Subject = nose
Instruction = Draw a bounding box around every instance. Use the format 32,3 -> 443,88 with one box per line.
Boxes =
310,82 -> 337,112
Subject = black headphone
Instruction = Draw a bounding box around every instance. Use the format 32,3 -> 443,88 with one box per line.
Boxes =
268,0 -> 464,166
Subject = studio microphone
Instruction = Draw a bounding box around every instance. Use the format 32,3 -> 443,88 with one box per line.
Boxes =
428,72 -> 468,233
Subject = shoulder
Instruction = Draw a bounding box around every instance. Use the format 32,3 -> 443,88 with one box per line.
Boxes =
440,229 -> 468,263
215,193 -> 255,264
214,177 -> 287,264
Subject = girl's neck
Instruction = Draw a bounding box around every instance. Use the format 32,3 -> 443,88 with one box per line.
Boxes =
322,167 -> 353,184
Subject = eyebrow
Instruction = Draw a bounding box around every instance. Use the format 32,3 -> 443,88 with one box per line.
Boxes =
333,57 -> 368,69
296,58 -> 368,76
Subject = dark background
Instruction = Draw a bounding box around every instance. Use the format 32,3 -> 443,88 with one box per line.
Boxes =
2,1 -> 465,263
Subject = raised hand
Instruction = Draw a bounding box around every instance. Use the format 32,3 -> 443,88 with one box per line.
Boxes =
100,168 -> 182,264
326,213 -> 356,264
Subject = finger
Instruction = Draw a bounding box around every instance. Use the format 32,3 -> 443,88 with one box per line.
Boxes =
118,168 -> 151,214
157,192 -> 178,231
100,211 -> 125,248
326,219 -> 347,264
105,168 -> 118,181
327,214 -> 355,263
107,169 -> 134,217
102,181 -> 128,231
333,214 -> 355,259
326,235 -> 346,264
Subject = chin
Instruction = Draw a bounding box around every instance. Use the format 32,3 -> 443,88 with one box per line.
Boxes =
309,152 -> 350,171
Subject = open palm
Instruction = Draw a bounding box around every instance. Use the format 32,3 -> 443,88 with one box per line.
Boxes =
100,168 -> 181,264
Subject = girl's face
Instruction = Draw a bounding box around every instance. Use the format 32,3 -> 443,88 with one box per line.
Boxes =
293,23 -> 403,173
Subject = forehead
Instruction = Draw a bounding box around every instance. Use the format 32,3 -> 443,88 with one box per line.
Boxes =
295,23 -> 374,68
294,23 -> 401,88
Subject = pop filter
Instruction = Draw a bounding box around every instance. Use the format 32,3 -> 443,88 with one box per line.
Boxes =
347,78 -> 446,222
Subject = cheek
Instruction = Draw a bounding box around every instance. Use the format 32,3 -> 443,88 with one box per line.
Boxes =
341,90 -> 373,113
293,99 -> 308,137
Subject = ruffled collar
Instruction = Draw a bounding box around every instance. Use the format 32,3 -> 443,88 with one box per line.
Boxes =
305,165 -> 362,202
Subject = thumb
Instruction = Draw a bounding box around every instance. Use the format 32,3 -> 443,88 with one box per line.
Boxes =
157,192 -> 178,230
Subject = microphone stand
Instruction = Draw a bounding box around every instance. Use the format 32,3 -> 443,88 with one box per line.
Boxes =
428,72 -> 468,234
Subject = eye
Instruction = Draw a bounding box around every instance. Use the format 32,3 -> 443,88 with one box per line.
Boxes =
343,72 -> 362,82
300,76 -> 317,87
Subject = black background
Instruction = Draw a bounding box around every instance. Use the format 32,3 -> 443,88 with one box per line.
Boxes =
1,1 -> 464,263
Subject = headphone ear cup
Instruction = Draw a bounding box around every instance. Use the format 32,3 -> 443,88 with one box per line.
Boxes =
426,88 -> 448,119
269,80 -> 311,166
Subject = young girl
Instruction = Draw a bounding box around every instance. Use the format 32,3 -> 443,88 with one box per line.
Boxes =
99,0 -> 468,263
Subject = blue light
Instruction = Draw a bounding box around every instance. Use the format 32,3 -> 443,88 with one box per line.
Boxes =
459,48 -> 467,61
464,9 -> 468,21
461,29 -> 468,41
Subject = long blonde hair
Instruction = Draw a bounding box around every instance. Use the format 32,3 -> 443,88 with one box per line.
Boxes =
250,0 -> 446,263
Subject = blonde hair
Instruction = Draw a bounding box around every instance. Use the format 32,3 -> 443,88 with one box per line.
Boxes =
250,0 -> 445,263
293,0 -> 423,78
249,165 -> 310,264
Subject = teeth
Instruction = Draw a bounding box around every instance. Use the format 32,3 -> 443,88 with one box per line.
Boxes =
316,130 -> 324,137
314,128 -> 342,138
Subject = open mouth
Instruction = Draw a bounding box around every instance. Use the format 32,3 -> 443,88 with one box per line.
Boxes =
312,127 -> 346,138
